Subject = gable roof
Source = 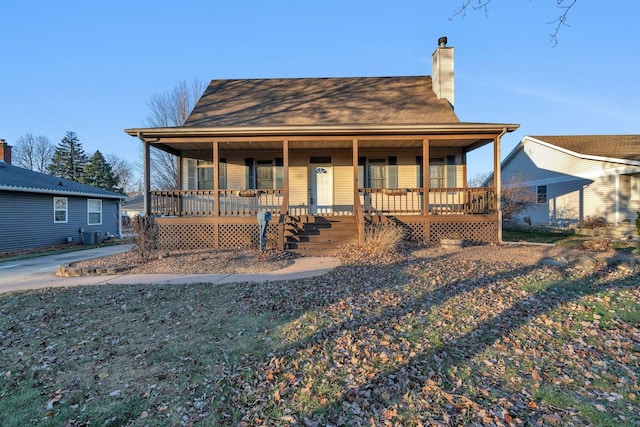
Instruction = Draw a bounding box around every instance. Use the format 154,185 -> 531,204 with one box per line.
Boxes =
0,162 -> 126,199
529,135 -> 640,162
184,76 -> 460,127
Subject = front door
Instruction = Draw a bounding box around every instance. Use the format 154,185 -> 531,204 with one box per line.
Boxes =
310,165 -> 333,214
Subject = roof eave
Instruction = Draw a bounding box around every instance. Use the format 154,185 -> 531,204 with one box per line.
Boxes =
0,186 -> 127,199
125,123 -> 520,139
525,136 -> 640,166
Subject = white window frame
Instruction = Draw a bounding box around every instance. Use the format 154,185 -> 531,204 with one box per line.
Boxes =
87,199 -> 102,225
54,197 -> 68,223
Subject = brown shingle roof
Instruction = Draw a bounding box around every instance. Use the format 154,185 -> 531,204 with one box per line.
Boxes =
184,76 -> 459,127
531,135 -> 640,161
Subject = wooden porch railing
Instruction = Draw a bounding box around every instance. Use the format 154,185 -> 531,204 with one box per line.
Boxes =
150,187 -> 495,217
150,189 -> 285,217
359,187 -> 496,215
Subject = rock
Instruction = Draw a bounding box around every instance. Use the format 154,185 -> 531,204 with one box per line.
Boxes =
570,256 -> 598,270
540,258 -> 568,267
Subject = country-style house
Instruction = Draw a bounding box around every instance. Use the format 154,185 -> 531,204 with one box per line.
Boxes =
125,38 -> 519,253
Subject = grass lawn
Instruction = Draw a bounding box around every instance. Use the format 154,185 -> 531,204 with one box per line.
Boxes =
1,250 -> 639,425
0,239 -> 132,263
502,227 -> 575,244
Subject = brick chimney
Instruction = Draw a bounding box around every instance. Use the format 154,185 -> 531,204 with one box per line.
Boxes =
432,36 -> 454,109
0,139 -> 12,164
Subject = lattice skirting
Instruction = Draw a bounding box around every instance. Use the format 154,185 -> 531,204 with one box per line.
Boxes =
428,221 -> 497,245
157,217 -> 497,250
397,218 -> 497,245
157,223 -> 279,250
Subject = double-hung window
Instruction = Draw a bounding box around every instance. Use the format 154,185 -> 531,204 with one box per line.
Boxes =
417,156 -> 457,189
88,199 -> 102,225
186,159 -> 227,190
537,185 -> 548,204
358,156 -> 398,188
245,158 -> 284,189
54,197 -> 68,223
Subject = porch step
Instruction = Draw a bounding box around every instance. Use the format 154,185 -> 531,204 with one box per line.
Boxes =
285,215 -> 357,256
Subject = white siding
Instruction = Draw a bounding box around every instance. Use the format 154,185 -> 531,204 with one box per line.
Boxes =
503,138 -> 640,226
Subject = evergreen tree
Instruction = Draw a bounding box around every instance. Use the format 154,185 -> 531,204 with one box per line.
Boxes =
82,150 -> 120,192
47,131 -> 88,182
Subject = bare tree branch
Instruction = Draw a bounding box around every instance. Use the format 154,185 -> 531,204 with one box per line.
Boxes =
547,0 -> 578,46
105,153 -> 139,195
144,77 -> 207,189
12,134 -> 54,173
449,0 -> 579,45
450,0 -> 492,20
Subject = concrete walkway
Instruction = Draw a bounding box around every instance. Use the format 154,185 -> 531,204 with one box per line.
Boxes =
0,245 -> 341,294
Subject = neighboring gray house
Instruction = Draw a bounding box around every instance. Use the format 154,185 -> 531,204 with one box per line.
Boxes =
500,135 -> 640,227
0,141 -> 126,252
122,195 -> 144,219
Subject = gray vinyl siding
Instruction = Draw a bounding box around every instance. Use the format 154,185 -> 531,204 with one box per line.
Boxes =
501,146 -> 565,183
0,191 -> 120,252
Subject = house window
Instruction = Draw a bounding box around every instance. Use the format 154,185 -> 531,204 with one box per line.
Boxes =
88,199 -> 102,225
428,156 -> 456,188
631,176 -> 640,201
246,158 -> 284,189
361,157 -> 398,188
54,197 -> 68,223
537,185 -> 548,204
367,158 -> 387,188
186,159 -> 227,190
197,160 -> 227,190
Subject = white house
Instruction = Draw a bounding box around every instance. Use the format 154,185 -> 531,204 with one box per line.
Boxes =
500,135 -> 640,227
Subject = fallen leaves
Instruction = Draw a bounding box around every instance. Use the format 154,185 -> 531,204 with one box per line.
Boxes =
1,244 -> 639,425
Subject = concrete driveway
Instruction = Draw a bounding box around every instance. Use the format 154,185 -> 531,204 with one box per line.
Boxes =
0,244 -> 340,294
0,244 -> 133,293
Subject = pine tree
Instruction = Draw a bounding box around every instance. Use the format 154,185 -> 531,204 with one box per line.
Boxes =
47,131 -> 88,182
82,150 -> 120,192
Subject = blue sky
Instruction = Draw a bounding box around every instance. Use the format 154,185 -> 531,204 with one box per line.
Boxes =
1,1 -> 639,181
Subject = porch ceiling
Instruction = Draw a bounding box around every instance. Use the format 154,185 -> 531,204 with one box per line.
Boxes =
140,138 -> 495,154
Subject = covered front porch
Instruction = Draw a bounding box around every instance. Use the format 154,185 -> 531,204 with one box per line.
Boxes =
128,126 -> 512,252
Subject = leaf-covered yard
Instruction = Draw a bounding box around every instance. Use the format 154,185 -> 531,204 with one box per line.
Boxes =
1,247 -> 639,426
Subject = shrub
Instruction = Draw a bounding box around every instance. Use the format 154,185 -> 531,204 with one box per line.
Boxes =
636,212 -> 640,235
364,224 -> 404,252
578,216 -> 608,229
131,215 -> 159,263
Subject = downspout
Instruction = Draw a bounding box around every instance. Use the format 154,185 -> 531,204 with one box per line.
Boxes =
496,127 -> 507,244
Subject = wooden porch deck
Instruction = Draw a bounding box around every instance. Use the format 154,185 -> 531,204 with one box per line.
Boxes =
147,187 -> 498,252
